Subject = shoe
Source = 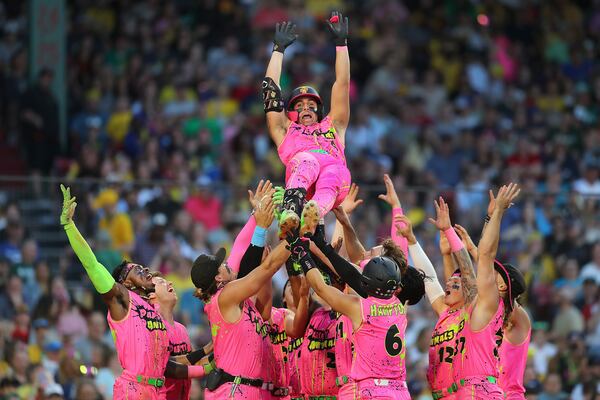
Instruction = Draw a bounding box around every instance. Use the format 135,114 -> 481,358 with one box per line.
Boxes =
279,209 -> 300,240
300,200 -> 320,237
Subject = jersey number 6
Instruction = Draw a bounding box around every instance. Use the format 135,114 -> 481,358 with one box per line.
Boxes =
385,324 -> 403,357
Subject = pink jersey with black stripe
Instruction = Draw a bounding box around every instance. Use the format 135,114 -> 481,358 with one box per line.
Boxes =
204,288 -> 270,379
268,307 -> 290,389
163,320 -> 192,400
287,336 -> 304,396
278,116 -> 346,165
299,307 -> 338,395
350,296 -> 408,381
428,307 -> 468,391
498,328 -> 530,399
107,290 -> 170,378
453,300 -> 505,382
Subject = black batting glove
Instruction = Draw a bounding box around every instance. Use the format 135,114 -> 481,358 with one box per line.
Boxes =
273,21 -> 297,53
326,11 -> 348,46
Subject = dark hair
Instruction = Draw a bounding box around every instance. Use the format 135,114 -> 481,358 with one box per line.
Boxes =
381,239 -> 408,274
111,260 -> 130,283
196,280 -> 219,303
396,267 -> 426,305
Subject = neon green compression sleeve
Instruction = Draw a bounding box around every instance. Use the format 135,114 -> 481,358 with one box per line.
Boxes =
63,222 -> 115,294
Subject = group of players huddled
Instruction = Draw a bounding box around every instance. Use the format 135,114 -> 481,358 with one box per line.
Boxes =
60,12 -> 531,400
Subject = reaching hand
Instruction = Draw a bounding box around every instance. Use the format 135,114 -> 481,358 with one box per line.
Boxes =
428,197 -> 452,231
254,196 -> 276,229
494,183 -> 521,212
60,184 -> 77,225
248,180 -> 275,210
272,186 -> 284,206
377,174 -> 401,208
454,224 -> 477,254
326,11 -> 349,46
340,183 -> 363,214
332,206 -> 352,229
394,215 -> 416,245
486,189 -> 496,217
273,21 -> 298,53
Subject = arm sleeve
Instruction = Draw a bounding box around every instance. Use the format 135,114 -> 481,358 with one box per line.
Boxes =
408,242 -> 445,304
63,222 -> 115,294
320,244 -> 368,298
238,243 -> 265,279
391,207 -> 409,260
226,215 -> 257,273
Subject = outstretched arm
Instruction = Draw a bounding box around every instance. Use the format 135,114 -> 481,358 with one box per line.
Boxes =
330,183 -> 364,259
327,11 -> 350,140
378,174 -> 408,259
285,276 -> 310,338
332,206 -> 365,264
264,22 -> 296,146
474,184 -> 520,321
60,185 -> 129,320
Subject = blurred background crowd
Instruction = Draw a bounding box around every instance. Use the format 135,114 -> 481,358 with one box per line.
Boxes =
1,0 -> 600,399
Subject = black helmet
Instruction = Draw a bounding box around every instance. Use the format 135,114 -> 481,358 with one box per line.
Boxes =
494,260 -> 526,311
396,267 -> 425,305
360,256 -> 401,299
287,86 -> 324,122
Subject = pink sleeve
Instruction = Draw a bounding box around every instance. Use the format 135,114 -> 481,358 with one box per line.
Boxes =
226,215 -> 257,273
391,207 -> 409,261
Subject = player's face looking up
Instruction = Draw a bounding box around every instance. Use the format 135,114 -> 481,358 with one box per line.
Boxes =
294,98 -> 318,126
443,276 -> 464,307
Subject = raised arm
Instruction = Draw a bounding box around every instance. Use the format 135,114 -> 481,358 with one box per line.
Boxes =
473,184 -> 520,324
60,185 -> 128,320
332,206 -> 365,264
263,22 -> 296,146
326,11 -> 350,140
429,197 -> 478,305
394,214 -> 446,315
285,276 -> 310,338
330,183 -> 364,259
378,174 -> 408,259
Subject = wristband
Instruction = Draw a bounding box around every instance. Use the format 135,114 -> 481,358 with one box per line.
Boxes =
298,253 -> 317,274
336,45 -> 348,51
251,226 -> 267,247
443,227 -> 464,253
186,348 -> 206,365
484,214 -> 491,223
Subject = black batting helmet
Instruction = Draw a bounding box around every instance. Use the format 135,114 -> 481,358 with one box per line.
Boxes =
286,85 -> 324,122
360,256 -> 402,299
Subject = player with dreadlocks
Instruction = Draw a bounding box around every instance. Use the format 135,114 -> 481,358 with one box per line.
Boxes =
262,11 -> 351,239
59,185 -> 207,400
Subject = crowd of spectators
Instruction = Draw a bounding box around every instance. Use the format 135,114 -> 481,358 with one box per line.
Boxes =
1,0 -> 600,398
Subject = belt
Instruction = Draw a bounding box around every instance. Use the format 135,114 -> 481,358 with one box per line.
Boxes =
291,397 -> 304,400
307,396 -> 337,400
121,370 -> 165,388
458,376 -> 497,386
221,370 -> 264,388
335,375 -> 350,387
265,384 -> 290,397
308,149 -> 329,154
432,383 -> 458,400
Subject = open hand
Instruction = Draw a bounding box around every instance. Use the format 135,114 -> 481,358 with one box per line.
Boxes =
273,21 -> 298,53
494,183 -> 521,211
428,197 -> 451,231
248,180 -> 275,210
377,174 -> 401,208
326,11 -> 349,46
60,184 -> 77,225
340,183 -> 363,214
255,196 -> 276,229
394,215 -> 416,245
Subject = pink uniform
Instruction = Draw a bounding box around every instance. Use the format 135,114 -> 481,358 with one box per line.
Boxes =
267,307 -> 291,399
453,301 -> 505,399
351,296 -> 410,399
287,337 -> 304,398
334,314 -> 357,399
498,328 -> 530,400
428,307 -> 467,399
299,307 -> 338,396
204,289 -> 270,399
279,116 -> 351,216
108,290 -> 170,400
162,320 -> 192,400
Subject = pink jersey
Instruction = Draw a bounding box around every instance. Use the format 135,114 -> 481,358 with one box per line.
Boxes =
350,296 -> 408,382
278,116 -> 346,166
107,290 -> 170,379
287,336 -> 304,396
299,307 -> 338,395
428,307 -> 468,392
334,314 -> 357,399
498,328 -> 530,400
163,320 -> 192,400
204,288 -> 270,399
453,300 -> 505,382
268,307 -> 290,389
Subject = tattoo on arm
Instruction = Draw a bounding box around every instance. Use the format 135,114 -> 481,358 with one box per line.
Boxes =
453,249 -> 478,303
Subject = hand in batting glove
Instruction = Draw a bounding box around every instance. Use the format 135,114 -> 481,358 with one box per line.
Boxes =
273,21 -> 297,53
287,237 -> 316,274
326,11 -> 348,46
60,184 -> 77,226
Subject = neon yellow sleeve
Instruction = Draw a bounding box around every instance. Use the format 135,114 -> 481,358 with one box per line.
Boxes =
63,222 -> 116,294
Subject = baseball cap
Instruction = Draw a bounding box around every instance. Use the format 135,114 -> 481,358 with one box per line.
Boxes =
44,382 -> 64,397
93,188 -> 119,209
190,248 -> 227,291
494,260 -> 526,311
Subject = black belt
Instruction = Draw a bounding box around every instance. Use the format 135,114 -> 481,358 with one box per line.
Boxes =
220,370 -> 263,388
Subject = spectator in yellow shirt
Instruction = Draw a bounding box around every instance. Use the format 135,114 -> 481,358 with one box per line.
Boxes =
93,189 -> 134,257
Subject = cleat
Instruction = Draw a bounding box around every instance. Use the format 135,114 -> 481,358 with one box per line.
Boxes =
300,200 -> 320,237
279,210 -> 300,239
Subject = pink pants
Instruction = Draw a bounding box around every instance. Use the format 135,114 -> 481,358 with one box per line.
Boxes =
337,381 -> 359,399
356,378 -> 411,399
204,382 -> 263,399
286,151 -> 351,217
113,376 -> 163,400
455,383 -> 503,399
